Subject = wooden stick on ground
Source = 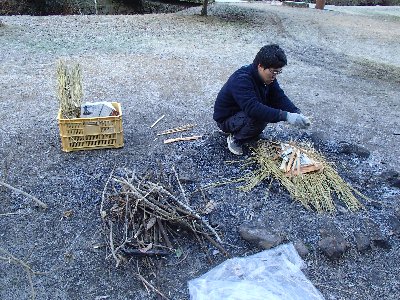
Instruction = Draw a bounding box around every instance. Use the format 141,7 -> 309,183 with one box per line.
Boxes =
150,115 -> 165,128
157,219 -> 173,249
100,168 -> 114,219
164,135 -> 202,144
136,273 -> 170,300
165,170 -> 222,244
172,166 -> 189,205
157,123 -> 196,136
0,211 -> 27,217
0,181 -> 47,209
108,220 -> 121,267
0,247 -> 46,300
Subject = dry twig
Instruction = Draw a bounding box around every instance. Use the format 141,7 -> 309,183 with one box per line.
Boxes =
136,273 -> 170,300
0,181 -> 48,209
150,115 -> 165,128
157,123 -> 196,136
100,168 -> 115,219
163,135 -> 202,144
108,220 -> 121,267
0,247 -> 46,300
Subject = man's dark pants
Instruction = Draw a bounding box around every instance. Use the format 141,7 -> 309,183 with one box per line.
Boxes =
217,111 -> 267,143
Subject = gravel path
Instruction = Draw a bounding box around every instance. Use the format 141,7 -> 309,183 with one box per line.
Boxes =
0,3 -> 399,300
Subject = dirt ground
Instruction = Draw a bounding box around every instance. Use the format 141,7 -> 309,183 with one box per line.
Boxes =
1,3 -> 400,300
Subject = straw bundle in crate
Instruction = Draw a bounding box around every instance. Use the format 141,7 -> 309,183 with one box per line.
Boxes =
240,141 -> 366,212
57,60 -> 82,118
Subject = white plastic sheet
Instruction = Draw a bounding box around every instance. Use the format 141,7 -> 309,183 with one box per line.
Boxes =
188,243 -> 324,300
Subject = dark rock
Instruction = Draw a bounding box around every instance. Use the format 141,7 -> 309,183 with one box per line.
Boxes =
380,170 -> 400,188
391,179 -> 400,188
366,200 -> 382,210
175,160 -> 197,183
354,232 -> 371,252
364,219 -> 391,250
388,215 -> 400,236
258,236 -> 283,250
294,240 -> 310,258
319,236 -> 348,259
364,219 -> 383,240
380,170 -> 399,181
319,222 -> 341,238
318,228 -> 348,259
238,225 -> 283,250
373,239 -> 391,250
338,142 -> 370,158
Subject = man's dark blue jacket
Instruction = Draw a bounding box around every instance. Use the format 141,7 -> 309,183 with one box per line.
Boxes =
213,64 -> 300,124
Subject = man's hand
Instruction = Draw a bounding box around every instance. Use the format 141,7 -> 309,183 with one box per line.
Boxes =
286,112 -> 311,129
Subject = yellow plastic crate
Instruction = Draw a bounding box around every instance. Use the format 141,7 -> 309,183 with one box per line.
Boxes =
57,102 -> 124,152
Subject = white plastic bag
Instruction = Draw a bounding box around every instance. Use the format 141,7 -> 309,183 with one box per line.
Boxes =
80,102 -> 117,118
188,243 -> 324,300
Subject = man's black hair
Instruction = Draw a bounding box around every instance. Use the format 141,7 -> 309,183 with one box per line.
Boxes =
253,44 -> 287,69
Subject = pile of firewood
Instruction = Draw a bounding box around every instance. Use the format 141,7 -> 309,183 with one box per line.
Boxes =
100,169 -> 226,267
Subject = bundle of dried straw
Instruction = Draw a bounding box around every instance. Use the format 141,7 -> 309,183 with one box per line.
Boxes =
240,141 -> 366,212
57,60 -> 82,118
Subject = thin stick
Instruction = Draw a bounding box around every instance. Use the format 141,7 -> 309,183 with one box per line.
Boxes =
0,248 -> 41,274
172,166 -> 188,205
201,232 -> 229,257
0,211 -> 26,217
156,170 -> 223,243
136,273 -> 170,300
157,124 -> 196,136
108,220 -> 120,267
100,168 -> 114,219
157,219 -> 173,249
0,247 -> 45,300
193,231 -> 212,264
150,115 -> 165,128
164,135 -> 202,144
0,181 -> 47,209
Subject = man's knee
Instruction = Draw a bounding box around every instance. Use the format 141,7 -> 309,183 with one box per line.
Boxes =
246,119 -> 267,135
235,117 -> 267,141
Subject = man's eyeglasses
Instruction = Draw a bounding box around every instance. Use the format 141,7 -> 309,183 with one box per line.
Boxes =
268,69 -> 283,75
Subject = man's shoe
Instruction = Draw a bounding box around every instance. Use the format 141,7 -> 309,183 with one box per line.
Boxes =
227,135 -> 243,155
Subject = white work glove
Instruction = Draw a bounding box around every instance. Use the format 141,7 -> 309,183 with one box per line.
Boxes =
286,112 -> 311,129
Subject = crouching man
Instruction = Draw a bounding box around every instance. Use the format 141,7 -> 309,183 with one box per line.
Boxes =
213,44 -> 310,155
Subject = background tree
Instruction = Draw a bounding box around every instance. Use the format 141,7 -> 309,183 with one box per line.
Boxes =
201,0 -> 208,16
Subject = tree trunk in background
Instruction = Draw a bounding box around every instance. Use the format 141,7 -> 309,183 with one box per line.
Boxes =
201,0 -> 208,16
28,0 -> 46,14
120,0 -> 144,13
315,0 -> 326,9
